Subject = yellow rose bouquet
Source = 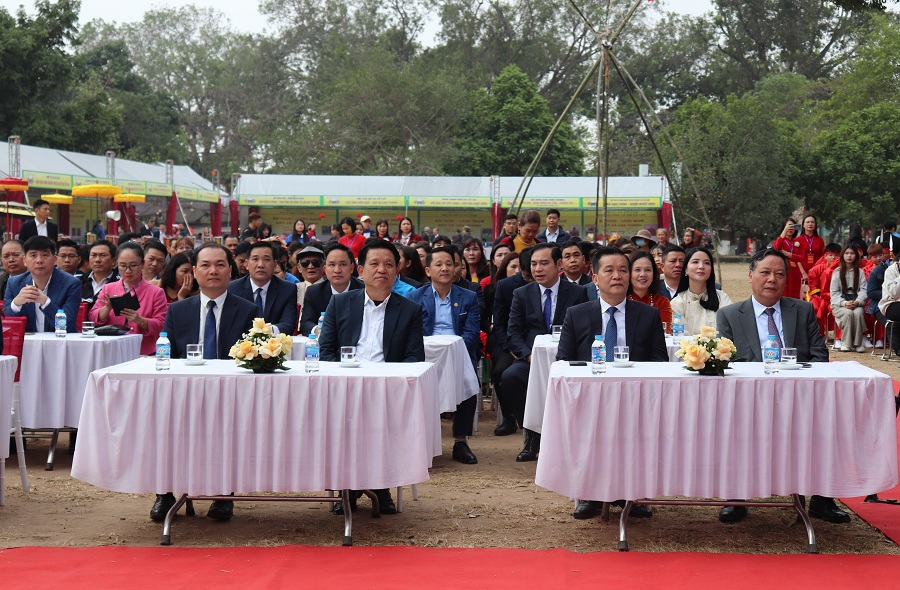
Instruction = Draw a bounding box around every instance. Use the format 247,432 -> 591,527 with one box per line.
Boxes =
674,325 -> 736,376
228,317 -> 293,373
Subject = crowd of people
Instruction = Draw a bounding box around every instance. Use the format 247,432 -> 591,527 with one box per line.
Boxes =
3,203 -> 887,528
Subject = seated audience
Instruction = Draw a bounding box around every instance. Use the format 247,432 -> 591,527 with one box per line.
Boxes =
1,239 -> 26,296
4,236 -> 81,332
154,252 -> 198,303
627,250 -> 673,331
143,239 -> 168,283
671,247 -> 732,335
56,239 -> 82,275
227,241 -> 298,335
830,245 -> 868,352
299,242 -> 364,335
80,240 -> 119,309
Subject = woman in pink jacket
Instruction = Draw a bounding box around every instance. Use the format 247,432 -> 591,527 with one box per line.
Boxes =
89,242 -> 169,355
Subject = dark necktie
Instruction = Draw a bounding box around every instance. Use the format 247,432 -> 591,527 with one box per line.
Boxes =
254,287 -> 264,317
605,307 -> 618,362
765,307 -> 783,349
203,300 -> 218,359
543,288 -> 552,331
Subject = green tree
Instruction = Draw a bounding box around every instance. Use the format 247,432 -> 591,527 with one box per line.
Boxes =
446,64 -> 584,177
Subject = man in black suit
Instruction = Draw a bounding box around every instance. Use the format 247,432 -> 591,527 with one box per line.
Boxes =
227,241 -> 298,335
490,246 -> 533,436
560,239 -> 591,285
658,245 -> 684,300
557,246 -> 668,520
299,242 -> 364,335
715,249 -> 844,524
80,240 -> 119,310
501,243 -> 588,462
319,240 -> 425,515
17,199 -> 59,243
536,208 -> 571,244
152,243 -> 257,523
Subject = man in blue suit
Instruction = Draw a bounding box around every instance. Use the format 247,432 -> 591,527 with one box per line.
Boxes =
4,236 -> 81,332
227,241 -> 298,335
152,243 -> 257,523
409,247 -> 481,464
319,240 -> 425,514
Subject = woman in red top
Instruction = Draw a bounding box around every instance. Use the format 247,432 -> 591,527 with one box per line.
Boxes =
627,251 -> 673,333
791,214 -> 825,273
393,217 -> 422,246
338,216 -> 366,259
773,219 -> 806,299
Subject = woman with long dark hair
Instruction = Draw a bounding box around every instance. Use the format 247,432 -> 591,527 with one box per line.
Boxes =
791,214 -> 825,273
393,216 -> 422,246
831,245 -> 868,352
155,251 -> 199,303
375,219 -> 391,241
773,218 -> 805,299
462,237 -> 490,283
398,244 -> 427,284
338,216 -> 365,258
627,250 -> 673,332
284,219 -> 308,244
670,248 -> 732,334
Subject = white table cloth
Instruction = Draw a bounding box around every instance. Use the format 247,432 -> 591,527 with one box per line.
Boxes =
535,361 -> 898,501
0,355 -> 16,461
19,333 -> 142,429
292,335 -> 479,413
523,335 -> 679,433
71,358 -> 441,496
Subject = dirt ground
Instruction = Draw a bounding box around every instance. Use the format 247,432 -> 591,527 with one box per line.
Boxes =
1,262 -> 899,553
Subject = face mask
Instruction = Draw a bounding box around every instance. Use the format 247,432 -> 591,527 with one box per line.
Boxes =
635,239 -> 645,247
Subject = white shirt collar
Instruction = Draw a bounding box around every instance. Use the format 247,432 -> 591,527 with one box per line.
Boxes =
751,296 -> 782,318
250,277 -> 271,293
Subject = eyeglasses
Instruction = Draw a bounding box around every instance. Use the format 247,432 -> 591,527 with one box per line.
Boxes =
117,263 -> 142,272
299,259 -> 323,268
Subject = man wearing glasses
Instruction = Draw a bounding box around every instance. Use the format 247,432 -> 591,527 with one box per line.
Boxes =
294,245 -> 326,322
55,239 -> 82,275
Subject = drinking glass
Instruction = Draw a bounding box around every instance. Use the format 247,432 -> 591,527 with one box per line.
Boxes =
186,344 -> 203,361
661,322 -> 668,335
781,347 -> 797,365
81,321 -> 95,338
341,346 -> 357,365
551,325 -> 562,341
614,346 -> 630,363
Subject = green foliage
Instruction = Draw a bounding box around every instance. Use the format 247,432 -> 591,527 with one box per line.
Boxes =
445,65 -> 584,177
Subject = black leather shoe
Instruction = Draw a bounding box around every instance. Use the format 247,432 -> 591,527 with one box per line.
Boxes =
376,490 -> 397,515
452,440 -> 478,464
611,500 -> 652,518
150,493 -> 176,522
808,497 -> 850,523
516,430 -> 540,462
719,505 -> 748,523
573,500 -> 601,519
494,421 -> 518,436
515,446 -> 538,462
333,493 -> 358,515
207,500 -> 234,521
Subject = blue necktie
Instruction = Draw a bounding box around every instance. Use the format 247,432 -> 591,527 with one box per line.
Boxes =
605,307 -> 618,362
254,287 -> 264,317
203,300 -> 217,359
543,288 -> 552,332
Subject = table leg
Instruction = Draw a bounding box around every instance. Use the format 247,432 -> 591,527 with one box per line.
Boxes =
360,489 -> 381,518
617,501 -> 633,551
793,493 -> 818,554
342,490 -> 353,546
160,494 -> 190,546
45,429 -> 60,471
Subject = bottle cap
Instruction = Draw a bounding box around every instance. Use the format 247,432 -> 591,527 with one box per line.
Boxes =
595,334 -> 602,340
160,332 -> 167,337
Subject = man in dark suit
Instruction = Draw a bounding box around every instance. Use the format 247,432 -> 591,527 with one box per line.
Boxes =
490,246 -> 533,436
227,241 -> 298,335
560,239 -> 591,285
80,240 -> 119,310
17,199 -> 59,243
557,246 -> 668,520
409,247 -> 481,464
4,236 -> 81,332
319,240 -> 425,515
502,243 -> 588,462
153,244 -> 257,523
715,248 -> 843,524
299,242 -> 364,336
536,208 -> 571,244
658,245 -> 684,300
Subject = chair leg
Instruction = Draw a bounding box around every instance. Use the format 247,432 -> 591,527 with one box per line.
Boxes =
1,457 -> 5,506
396,486 -> 403,513
473,359 -> 482,433
12,384 -> 29,493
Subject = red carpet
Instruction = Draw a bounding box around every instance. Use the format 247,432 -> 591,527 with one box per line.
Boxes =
840,379 -> 900,543
0,545 -> 898,589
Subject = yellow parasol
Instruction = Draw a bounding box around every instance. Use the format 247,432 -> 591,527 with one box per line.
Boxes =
113,193 -> 146,203
71,184 -> 122,198
42,193 -> 74,205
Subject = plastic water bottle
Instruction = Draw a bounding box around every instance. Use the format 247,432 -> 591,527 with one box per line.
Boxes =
316,312 -> 325,335
672,314 -> 685,339
591,334 -> 606,375
155,332 -> 171,371
305,332 -> 319,373
54,309 -> 67,338
763,335 -> 780,375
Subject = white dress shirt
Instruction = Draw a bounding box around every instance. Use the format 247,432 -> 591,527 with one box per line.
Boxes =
198,291 -> 228,349
10,275 -> 53,332
356,292 -> 390,362
36,220 -> 48,237
751,296 -> 785,354
544,229 -> 560,243
598,297 -> 627,349
250,278 -> 279,333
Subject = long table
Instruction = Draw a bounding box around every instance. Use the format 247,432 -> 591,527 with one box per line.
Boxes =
534,361 -> 898,552
71,357 -> 441,545
523,334 -> 680,434
293,334 -> 480,413
0,355 -> 16,505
